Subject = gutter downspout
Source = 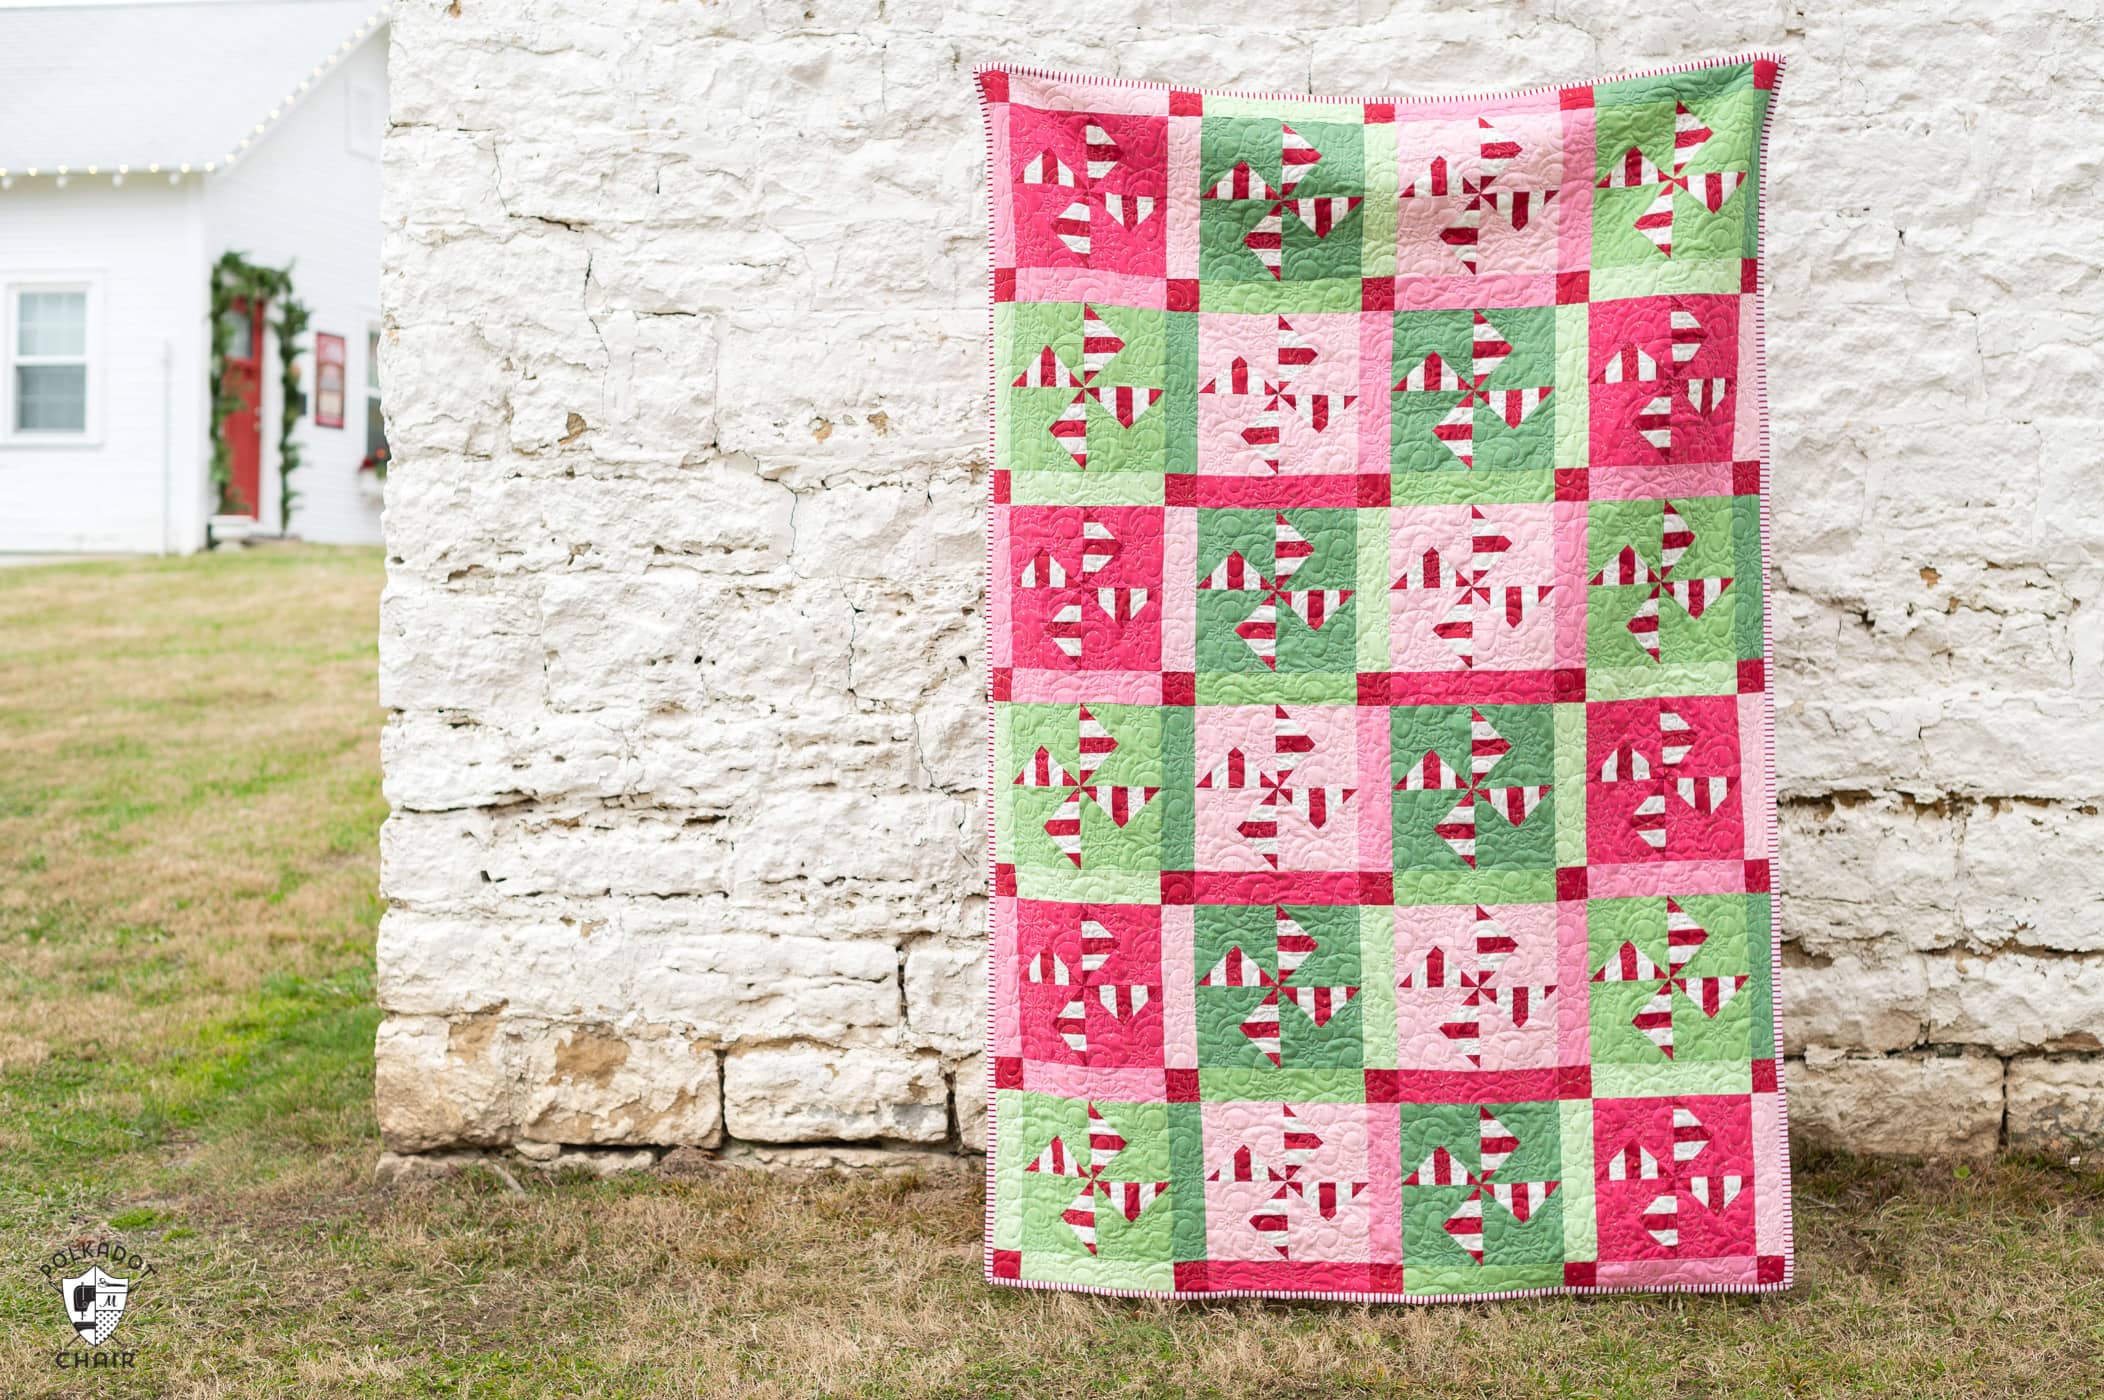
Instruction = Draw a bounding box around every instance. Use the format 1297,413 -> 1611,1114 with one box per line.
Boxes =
159,337 -> 173,556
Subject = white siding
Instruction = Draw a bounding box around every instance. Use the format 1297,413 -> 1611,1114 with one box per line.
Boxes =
0,179 -> 211,554
203,31 -> 388,546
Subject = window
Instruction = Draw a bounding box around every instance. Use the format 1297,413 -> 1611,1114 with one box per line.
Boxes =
364,326 -> 388,469
221,304 -> 255,360
347,81 -> 382,159
10,286 -> 91,435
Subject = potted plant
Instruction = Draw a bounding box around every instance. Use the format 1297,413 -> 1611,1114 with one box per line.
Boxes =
357,445 -> 388,501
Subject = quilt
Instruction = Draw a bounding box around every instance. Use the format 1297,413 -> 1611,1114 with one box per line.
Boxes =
978,54 -> 1791,1301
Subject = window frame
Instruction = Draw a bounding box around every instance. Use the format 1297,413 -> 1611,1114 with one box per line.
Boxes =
363,322 -> 388,468
2,274 -> 104,446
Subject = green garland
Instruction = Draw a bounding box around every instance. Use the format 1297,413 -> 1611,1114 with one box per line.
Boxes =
208,251 -> 310,532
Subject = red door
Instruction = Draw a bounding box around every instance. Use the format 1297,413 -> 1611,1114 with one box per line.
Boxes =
220,299 -> 265,517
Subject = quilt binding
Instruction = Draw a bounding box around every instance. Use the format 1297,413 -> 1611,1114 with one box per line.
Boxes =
975,50 -> 1794,1302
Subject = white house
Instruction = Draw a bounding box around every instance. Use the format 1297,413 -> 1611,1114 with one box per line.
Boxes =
0,0 -> 390,553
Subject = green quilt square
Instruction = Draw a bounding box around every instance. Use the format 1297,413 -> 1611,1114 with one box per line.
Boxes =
1196,507 -> 1359,691
1585,893 -> 1757,1068
1004,1093 -> 1177,1266
1001,701 -> 1165,892
1194,903 -> 1365,1071
1390,305 -> 1560,482
1399,1100 -> 1565,1270
1591,80 -> 1762,273
1000,300 -> 1176,475
1199,115 -> 1365,289
1584,495 -> 1751,691
1390,703 -> 1559,888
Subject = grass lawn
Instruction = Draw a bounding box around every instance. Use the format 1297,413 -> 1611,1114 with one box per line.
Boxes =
1,546 -> 2101,1397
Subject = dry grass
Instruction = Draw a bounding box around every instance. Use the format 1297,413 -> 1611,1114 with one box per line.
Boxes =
2,547 -> 2102,1398
0,545 -> 381,1073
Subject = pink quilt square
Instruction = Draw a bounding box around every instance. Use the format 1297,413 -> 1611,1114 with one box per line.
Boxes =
1195,704 -> 1362,872
1015,900 -> 1165,1068
1201,1101 -> 1378,1264
1585,695 -> 1745,865
1008,505 -> 1164,671
1394,901 -> 1563,1071
1196,312 -> 1361,477
1588,294 -> 1743,469
1593,1094 -> 1758,1261
1387,502 -> 1560,671
1007,107 -> 1169,276
1394,109 -> 1566,281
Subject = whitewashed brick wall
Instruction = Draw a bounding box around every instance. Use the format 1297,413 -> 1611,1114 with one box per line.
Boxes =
374,0 -> 2104,1163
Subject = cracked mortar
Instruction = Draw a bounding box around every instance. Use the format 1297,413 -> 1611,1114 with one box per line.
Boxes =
375,0 -> 2104,1167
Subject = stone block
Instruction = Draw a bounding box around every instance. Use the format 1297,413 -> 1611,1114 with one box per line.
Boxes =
2005,1058 -> 2104,1155
1787,1051 -> 2005,1160
378,907 -> 903,1042
1927,951 -> 2104,1055
1781,944 -> 1928,1053
723,1043 -> 949,1143
902,939 -> 986,1051
375,1011 -> 720,1151
954,1052 -> 988,1153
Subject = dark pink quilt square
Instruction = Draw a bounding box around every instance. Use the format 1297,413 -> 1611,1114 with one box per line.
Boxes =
1585,696 -> 1744,864
1015,900 -> 1165,1068
1587,294 -> 1742,468
1008,505 -> 1164,670
1593,1094 -> 1758,1262
1006,107 -> 1168,277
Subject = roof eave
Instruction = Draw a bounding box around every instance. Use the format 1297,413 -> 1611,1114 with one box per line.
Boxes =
0,9 -> 389,188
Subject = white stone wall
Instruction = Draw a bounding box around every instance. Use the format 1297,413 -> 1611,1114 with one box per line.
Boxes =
375,0 -> 2104,1162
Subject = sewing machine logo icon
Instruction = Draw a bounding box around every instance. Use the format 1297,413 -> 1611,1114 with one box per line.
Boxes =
56,1266 -> 130,1348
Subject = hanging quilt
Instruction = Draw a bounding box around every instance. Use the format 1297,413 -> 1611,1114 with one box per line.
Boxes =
979,55 -> 1791,1300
